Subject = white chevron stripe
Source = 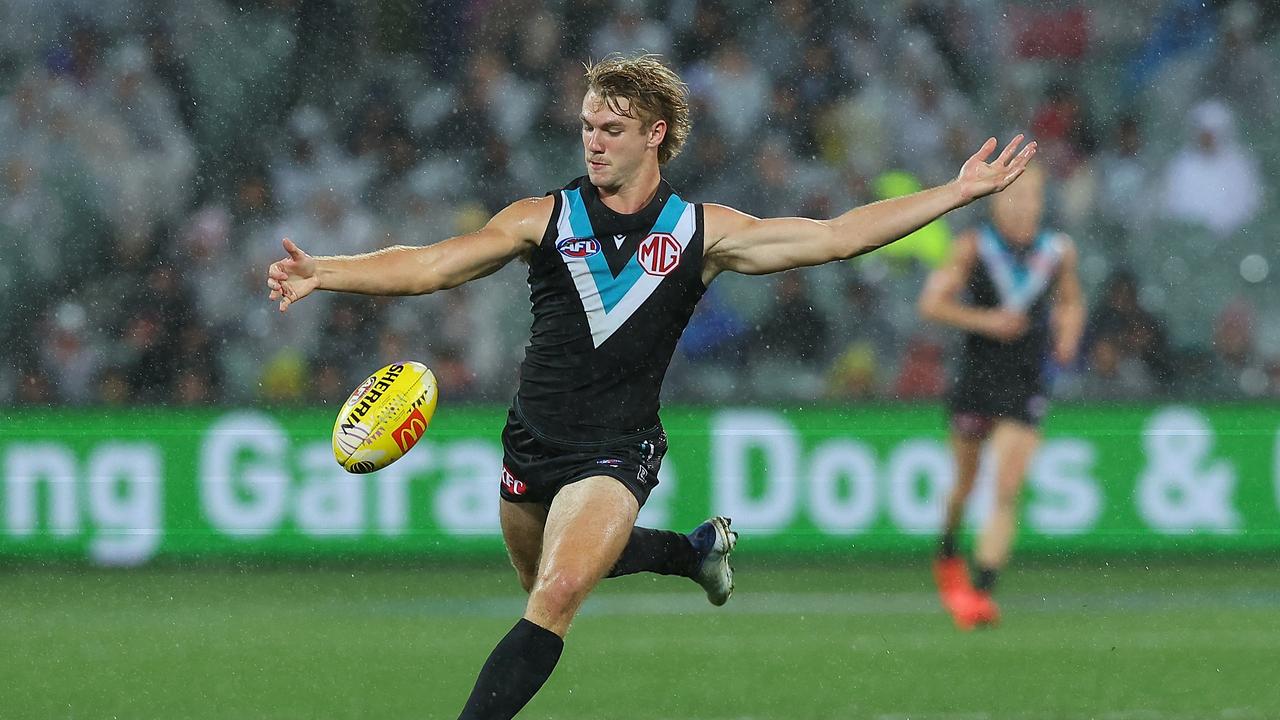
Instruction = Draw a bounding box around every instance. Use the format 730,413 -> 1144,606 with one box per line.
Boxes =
978,229 -> 1065,312
556,196 -> 696,348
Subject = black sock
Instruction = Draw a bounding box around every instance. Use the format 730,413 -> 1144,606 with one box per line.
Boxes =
458,619 -> 563,720
606,526 -> 700,578
974,566 -> 999,593
938,532 -> 958,558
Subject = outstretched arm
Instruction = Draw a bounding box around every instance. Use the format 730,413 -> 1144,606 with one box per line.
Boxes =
266,196 -> 551,311
703,136 -> 1036,280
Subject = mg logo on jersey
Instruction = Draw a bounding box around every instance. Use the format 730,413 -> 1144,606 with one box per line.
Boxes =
392,407 -> 428,453
638,233 -> 680,276
557,236 -> 601,258
501,465 -> 527,496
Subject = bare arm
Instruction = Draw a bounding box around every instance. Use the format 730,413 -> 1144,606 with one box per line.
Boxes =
1051,239 -> 1086,365
703,136 -> 1036,280
918,232 -> 1028,342
266,196 -> 550,311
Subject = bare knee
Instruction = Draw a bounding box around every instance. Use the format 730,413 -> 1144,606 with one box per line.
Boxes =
529,570 -> 595,625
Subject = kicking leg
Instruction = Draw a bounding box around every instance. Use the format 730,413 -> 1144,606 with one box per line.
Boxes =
606,526 -> 698,578
458,476 -> 637,719
606,517 -> 738,606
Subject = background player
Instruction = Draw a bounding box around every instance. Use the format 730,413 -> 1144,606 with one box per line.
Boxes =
268,54 -> 1036,716
918,164 -> 1084,630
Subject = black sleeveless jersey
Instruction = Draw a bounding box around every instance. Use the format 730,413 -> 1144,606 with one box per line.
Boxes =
513,176 -> 706,445
955,223 -> 1066,395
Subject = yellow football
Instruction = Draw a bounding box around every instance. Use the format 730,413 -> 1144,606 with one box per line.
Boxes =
332,361 -> 438,474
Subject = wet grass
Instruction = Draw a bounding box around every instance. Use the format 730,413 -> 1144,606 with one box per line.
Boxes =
2,557 -> 1277,719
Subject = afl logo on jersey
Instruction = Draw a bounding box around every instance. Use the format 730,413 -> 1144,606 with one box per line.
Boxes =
638,233 -> 680,276
557,236 -> 601,258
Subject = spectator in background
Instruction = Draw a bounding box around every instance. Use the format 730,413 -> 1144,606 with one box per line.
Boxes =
99,43 -> 195,235
40,302 -> 99,405
666,120 -> 737,202
1210,298 -> 1268,397
142,21 -> 197,131
1125,0 -> 1217,93
345,81 -> 409,171
1085,268 -> 1176,393
312,295 -> 385,384
271,105 -> 349,214
828,341 -> 878,399
778,44 -> 849,157
15,366 -> 53,405
827,271 -> 899,401
735,137 -> 803,218
672,0 -> 734,68
902,0 -> 987,94
1029,80 -> 1093,180
1078,332 -> 1155,400
1202,0 -> 1280,127
48,22 -> 108,93
1008,2 -> 1089,63
310,359 -> 347,402
1092,113 -> 1154,238
172,324 -> 220,405
0,69 -> 49,160
830,273 -> 900,367
676,283 -> 749,368
747,0 -> 818,78
180,205 -> 240,334
697,41 -> 770,148
893,334 -> 947,399
590,0 -> 671,60
756,272 -> 831,367
890,68 -> 974,186
1159,99 -> 1263,238
1,152 -> 68,298
752,271 -> 832,399
512,9 -> 564,83
464,50 -> 544,143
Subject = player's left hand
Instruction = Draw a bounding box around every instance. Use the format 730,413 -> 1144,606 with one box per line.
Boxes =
954,135 -> 1037,204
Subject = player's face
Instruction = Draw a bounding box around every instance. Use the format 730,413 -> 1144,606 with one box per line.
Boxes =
580,91 -> 662,190
991,165 -> 1045,245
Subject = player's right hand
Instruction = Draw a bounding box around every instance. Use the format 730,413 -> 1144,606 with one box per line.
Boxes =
266,237 -> 320,312
984,309 -> 1029,342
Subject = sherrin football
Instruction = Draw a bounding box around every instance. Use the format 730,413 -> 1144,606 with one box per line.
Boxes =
332,361 -> 438,474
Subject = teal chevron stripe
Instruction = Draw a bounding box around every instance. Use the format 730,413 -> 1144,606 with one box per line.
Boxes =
564,189 -> 688,314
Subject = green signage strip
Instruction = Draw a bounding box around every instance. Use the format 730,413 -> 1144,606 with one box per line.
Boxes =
3,405 -> 1277,564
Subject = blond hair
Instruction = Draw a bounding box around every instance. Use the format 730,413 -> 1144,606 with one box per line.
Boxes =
584,54 -> 691,164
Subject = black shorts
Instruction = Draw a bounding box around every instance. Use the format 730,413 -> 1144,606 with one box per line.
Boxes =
948,380 -> 1048,437
499,409 -> 667,508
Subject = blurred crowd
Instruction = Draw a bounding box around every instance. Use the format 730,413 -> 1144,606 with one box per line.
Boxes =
1,0 -> 1277,407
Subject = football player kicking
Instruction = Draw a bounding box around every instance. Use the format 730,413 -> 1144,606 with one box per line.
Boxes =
268,54 -> 1035,717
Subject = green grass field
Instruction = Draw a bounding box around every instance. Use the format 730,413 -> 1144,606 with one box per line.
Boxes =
2,557 -> 1277,719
